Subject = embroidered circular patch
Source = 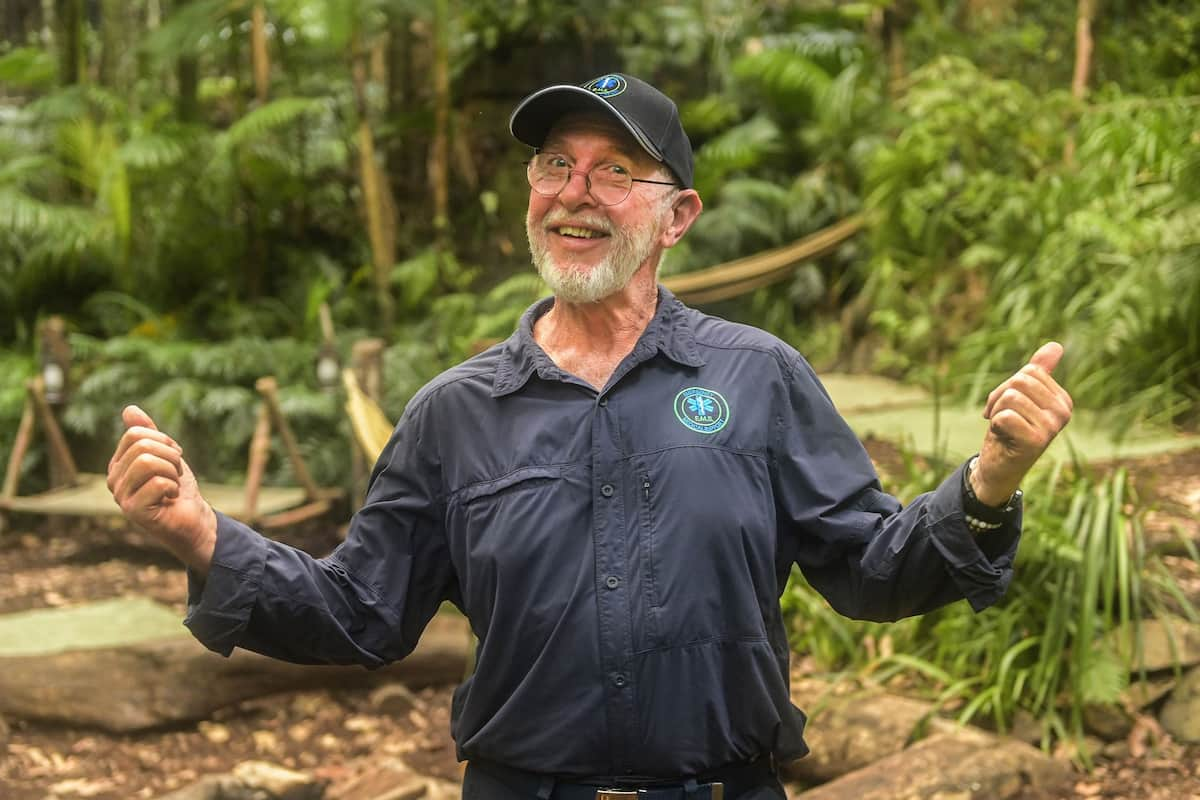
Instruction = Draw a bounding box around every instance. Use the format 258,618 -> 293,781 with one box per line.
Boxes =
673,387 -> 730,435
586,74 -> 627,98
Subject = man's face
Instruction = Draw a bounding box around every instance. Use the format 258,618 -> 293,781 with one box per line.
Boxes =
525,114 -> 676,304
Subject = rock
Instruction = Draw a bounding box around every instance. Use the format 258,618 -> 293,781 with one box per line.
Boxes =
422,778 -> 462,800
368,683 -> 420,717
783,684 -> 964,783
1158,665 -> 1200,742
232,760 -> 323,800
791,731 -> 1072,800
154,774 -> 249,800
1104,617 -> 1200,672
1005,710 -> 1043,746
1083,703 -> 1134,741
1124,676 -> 1176,709
0,611 -> 471,732
153,762 -> 323,800
325,758 -> 428,800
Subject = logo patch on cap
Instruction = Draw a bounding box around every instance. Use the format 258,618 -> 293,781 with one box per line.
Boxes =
586,74 -> 627,98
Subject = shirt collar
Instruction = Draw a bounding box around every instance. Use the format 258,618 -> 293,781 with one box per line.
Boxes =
491,285 -> 706,398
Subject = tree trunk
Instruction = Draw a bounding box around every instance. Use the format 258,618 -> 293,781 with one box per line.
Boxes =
1065,0 -> 1099,165
386,9 -> 425,210
430,0 -> 451,256
251,2 -> 270,104
54,0 -> 85,85
352,30 -> 397,335
3,0 -> 43,46
1071,0 -> 1097,100
177,53 -> 200,122
99,0 -> 131,93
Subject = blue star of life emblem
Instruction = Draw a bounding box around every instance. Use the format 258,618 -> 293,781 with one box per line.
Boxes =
586,74 -> 627,97
673,387 -> 730,434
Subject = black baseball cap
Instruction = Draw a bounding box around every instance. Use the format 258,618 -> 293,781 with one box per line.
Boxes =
509,73 -> 694,190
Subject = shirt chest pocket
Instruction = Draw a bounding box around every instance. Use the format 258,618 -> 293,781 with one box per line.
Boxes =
633,447 -> 776,650
448,465 -> 587,627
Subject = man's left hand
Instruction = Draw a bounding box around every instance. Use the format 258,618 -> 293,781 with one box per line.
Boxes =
972,341 -> 1074,506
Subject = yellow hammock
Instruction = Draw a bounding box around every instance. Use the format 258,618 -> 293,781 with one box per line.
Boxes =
342,368 -> 395,463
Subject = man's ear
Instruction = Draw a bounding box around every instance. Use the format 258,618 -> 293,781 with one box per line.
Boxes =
660,190 -> 703,248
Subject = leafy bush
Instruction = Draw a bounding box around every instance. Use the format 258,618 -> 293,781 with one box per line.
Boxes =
782,453 -> 1194,757
862,57 -> 1200,428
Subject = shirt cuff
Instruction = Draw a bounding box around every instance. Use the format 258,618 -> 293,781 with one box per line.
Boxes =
183,511 -> 269,656
926,460 -> 1023,612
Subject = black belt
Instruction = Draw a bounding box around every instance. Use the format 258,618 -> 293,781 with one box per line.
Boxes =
467,756 -> 774,800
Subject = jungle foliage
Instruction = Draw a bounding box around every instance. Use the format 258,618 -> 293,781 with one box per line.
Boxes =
2,0 -> 1199,762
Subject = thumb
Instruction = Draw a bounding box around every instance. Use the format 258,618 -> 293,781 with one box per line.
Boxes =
122,404 -> 159,431
1030,341 -> 1064,375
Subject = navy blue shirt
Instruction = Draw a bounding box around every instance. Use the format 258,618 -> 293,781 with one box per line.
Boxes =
185,287 -> 1020,778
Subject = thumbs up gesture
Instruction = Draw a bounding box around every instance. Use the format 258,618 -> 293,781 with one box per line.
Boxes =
971,342 -> 1074,506
107,406 -> 217,574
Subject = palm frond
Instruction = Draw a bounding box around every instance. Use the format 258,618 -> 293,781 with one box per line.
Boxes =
218,97 -> 330,152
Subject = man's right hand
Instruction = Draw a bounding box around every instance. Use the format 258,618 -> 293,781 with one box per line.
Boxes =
107,406 -> 217,576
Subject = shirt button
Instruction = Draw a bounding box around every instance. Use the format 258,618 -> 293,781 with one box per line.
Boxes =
600,484 -> 614,497
599,398 -> 608,407
612,673 -> 627,688
605,575 -> 620,590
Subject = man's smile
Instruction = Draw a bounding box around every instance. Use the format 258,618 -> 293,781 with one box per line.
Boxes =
553,225 -> 608,239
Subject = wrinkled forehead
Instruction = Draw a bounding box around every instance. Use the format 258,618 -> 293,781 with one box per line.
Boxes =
540,111 -> 658,169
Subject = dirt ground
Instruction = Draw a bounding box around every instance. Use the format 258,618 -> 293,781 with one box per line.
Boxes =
2,442 -> 1199,800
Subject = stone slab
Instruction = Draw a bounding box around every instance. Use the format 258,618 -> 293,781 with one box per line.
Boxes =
0,596 -> 185,657
819,374 -> 1198,464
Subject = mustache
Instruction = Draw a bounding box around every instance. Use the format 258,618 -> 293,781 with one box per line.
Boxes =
541,209 -> 614,235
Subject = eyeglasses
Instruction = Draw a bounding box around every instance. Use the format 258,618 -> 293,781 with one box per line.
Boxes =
525,152 -> 677,206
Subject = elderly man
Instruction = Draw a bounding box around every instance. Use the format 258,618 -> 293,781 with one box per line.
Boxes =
108,74 -> 1073,799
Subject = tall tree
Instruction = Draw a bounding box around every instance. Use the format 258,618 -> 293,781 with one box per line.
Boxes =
430,0 -> 450,257
54,0 -> 85,85
352,24 -> 398,334
1071,0 -> 1098,100
251,1 -> 270,104
1065,0 -> 1099,164
2,0 -> 43,46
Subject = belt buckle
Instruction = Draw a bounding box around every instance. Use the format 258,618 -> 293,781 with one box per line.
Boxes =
596,792 -> 638,800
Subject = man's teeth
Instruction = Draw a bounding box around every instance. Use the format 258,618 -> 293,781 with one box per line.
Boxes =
556,226 -> 602,239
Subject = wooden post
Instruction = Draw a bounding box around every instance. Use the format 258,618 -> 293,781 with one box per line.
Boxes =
351,338 -> 385,406
255,377 -> 320,501
1,392 -> 36,504
242,401 -> 272,522
29,377 -> 78,488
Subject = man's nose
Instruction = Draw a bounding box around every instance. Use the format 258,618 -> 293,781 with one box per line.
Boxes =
557,169 -> 597,209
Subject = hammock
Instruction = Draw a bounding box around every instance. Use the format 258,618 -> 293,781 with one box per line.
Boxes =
662,214 -> 864,305
343,368 -> 394,463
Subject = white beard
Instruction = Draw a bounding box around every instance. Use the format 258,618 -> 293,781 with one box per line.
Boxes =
527,207 -> 663,303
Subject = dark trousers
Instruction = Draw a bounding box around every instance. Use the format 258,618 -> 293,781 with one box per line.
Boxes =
462,759 -> 787,800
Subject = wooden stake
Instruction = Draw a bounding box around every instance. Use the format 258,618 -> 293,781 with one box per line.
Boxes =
242,400 -> 272,522
1,391 -> 36,503
255,377 -> 320,501
29,377 -> 78,488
